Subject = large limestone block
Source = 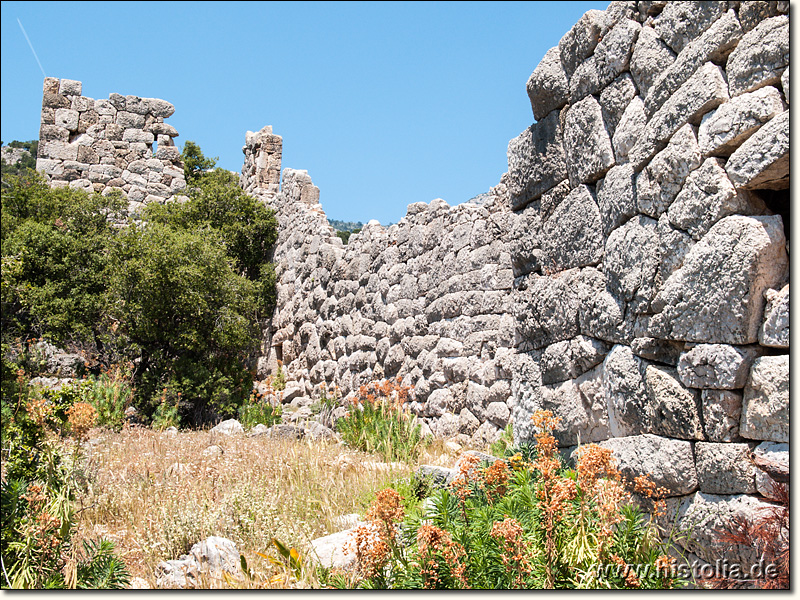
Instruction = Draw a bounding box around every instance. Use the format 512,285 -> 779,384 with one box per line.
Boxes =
514,270 -> 580,350
563,95 -> 615,186
738,0 -> 789,32
541,185 -> 604,271
652,1 -> 727,54
506,111 -> 567,209
526,47 -> 569,121
515,364 -> 608,447
645,9 -> 742,116
598,73 -> 637,137
726,15 -> 789,97
558,9 -> 610,77
677,344 -> 762,389
725,110 -> 789,190
577,267 -> 632,344
701,389 -> 743,442
636,124 -> 701,219
740,355 -> 788,442
611,96 -> 646,164
58,78 -> 82,96
759,284 -> 788,348
596,164 -> 636,236
603,215 -> 659,315
54,108 -> 79,131
540,335 -> 609,385
649,215 -> 788,344
695,442 -> 756,494
675,492 -> 771,566
630,63 -> 728,167
603,345 -> 648,437
599,434 -> 697,496
568,19 -> 640,102
630,337 -> 683,366
698,86 -> 785,156
668,158 -> 764,240
752,441 -> 788,497
630,26 -> 676,98
656,212 -> 694,283
643,365 -> 704,440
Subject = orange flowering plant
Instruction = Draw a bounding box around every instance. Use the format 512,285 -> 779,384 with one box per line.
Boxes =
334,409 -> 685,589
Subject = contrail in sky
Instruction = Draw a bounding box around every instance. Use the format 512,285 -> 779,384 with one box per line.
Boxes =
18,18 -> 46,78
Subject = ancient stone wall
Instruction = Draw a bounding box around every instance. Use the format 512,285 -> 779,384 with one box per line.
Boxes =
36,77 -> 186,212
507,0 -> 789,568
242,126 -> 517,445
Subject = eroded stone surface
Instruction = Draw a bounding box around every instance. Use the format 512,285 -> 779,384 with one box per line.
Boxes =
726,15 -> 790,97
740,355 -> 789,442
527,47 -> 569,121
759,284 -> 789,348
677,344 -> 762,389
725,110 -> 789,190
563,95 -> 616,186
695,442 -> 756,494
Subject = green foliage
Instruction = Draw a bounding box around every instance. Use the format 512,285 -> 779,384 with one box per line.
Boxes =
336,380 -> 424,463
181,140 -> 217,183
85,365 -> 134,431
238,393 -> 282,430
1,141 -> 38,179
327,219 -> 364,232
74,538 -> 131,589
489,423 -> 515,457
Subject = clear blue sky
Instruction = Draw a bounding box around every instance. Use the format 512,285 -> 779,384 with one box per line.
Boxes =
2,1 -> 609,225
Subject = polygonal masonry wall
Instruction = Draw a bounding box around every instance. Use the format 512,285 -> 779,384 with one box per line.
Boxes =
36,77 -> 187,212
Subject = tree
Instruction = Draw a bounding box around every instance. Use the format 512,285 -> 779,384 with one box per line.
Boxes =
181,140 -> 217,183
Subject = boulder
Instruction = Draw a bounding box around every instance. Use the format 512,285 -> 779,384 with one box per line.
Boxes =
156,536 -> 240,589
677,343 -> 762,389
652,1 -> 727,54
726,15 -> 789,97
540,335 -> 609,385
643,365 -> 704,441
596,164 -> 637,236
694,442 -> 756,494
630,26 -> 676,99
701,389 -> 743,443
541,185 -> 604,271
759,284 -> 788,348
526,47 -> 569,121
740,355 -> 789,442
563,95 -> 615,186
725,110 -> 789,190
210,419 -> 244,436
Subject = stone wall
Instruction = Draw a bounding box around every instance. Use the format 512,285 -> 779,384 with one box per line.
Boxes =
507,0 -> 789,568
36,77 -> 187,211
241,126 -> 517,445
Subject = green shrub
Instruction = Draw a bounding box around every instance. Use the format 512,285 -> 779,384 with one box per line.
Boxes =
336,379 -> 424,464
335,410 -> 687,590
86,364 -> 133,431
238,394 -> 282,430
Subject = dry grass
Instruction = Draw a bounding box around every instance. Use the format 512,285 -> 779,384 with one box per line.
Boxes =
71,426 -> 468,587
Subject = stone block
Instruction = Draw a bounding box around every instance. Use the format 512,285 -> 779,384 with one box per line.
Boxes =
677,343 -> 762,390
603,215 -> 659,314
54,108 -> 78,131
752,441 -> 788,497
596,164 -> 636,236
147,98 -> 176,118
526,47 -> 568,121
599,434 -> 697,496
540,335 -> 609,385
506,111 -> 567,209
759,284 -> 788,348
644,364 -> 704,440
598,73 -> 637,137
558,9 -> 610,77
42,140 -> 78,161
541,185 -> 604,271
563,95 -> 615,186
630,25 -> 676,99
514,270 -> 581,350
39,124 -> 69,142
698,86 -> 785,156
740,354 -> 788,442
701,389 -> 743,442
116,111 -> 145,129
58,78 -> 82,96
652,1 -> 726,54
603,345 -> 648,437
611,95 -> 646,165
725,110 -> 789,190
726,15 -> 789,97
649,215 -> 788,344
695,442 -> 756,494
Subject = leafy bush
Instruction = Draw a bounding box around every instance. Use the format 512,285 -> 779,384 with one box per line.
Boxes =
239,393 -> 282,430
336,379 -> 424,463
334,410 -> 685,590
86,364 -> 134,431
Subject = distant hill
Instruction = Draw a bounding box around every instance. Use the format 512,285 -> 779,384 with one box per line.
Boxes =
328,219 -> 364,232
1,140 -> 38,179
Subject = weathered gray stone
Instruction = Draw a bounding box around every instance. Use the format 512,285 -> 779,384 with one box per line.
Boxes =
563,95 -> 615,186
725,110 -> 789,190
656,213 -> 694,284
759,284 -> 788,348
514,270 -> 580,350
752,441 -> 788,497
210,419 -> 244,435
652,1 -> 727,54
780,64 -> 789,103
630,337 -> 683,366
636,124 -> 701,218
668,158 -> 764,240
740,355 -> 788,442
115,110 -> 145,129
630,26 -> 676,98
603,215 -> 660,314
577,267 -> 631,344
603,345 -> 648,437
538,179 -> 571,223
526,47 -> 569,121
611,96 -> 646,164
516,364 -> 608,447
484,401 -> 510,428
649,216 -> 788,344
698,86 -> 785,156
542,185 -> 604,271
630,63 -> 728,167
506,111 -> 567,209
558,9 -> 610,77
726,16 -> 789,97
596,164 -> 636,236
675,492 -> 770,566
309,525 -> 364,570
701,389 -> 743,442
598,73 -> 638,137
541,335 -> 609,385
677,343 -> 762,389
644,364 -> 704,440
738,0 -> 788,32
599,434 -> 697,496
695,442 -> 756,494
58,78 -> 82,96
645,10 -> 743,115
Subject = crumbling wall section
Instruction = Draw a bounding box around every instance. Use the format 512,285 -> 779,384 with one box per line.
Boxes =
508,0 -> 789,568
36,77 -> 187,212
241,126 -> 517,444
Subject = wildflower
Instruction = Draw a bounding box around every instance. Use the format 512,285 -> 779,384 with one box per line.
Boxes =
482,460 -> 510,503
67,401 -> 97,440
26,395 -> 52,427
490,518 -> 532,587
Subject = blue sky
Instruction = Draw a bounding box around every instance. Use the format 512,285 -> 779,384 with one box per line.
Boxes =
2,1 -> 609,225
